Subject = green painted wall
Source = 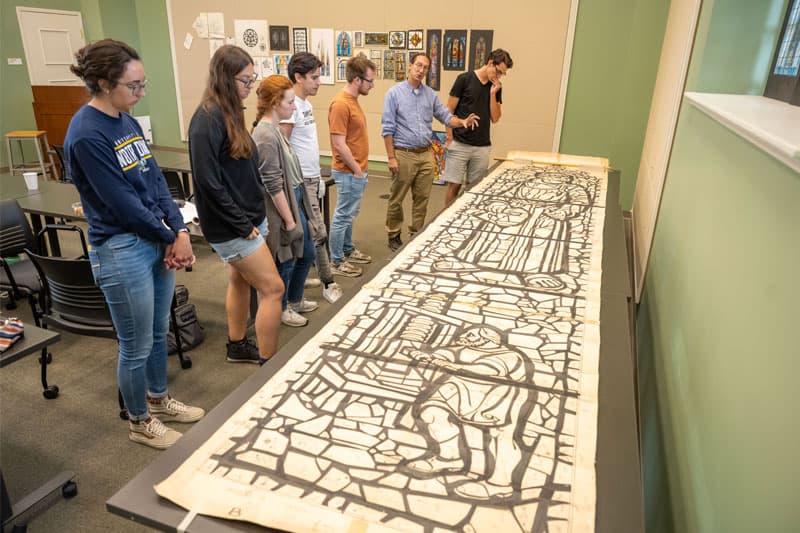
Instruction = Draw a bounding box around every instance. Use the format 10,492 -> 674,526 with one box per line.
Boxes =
637,0 -> 798,531
559,0 -> 671,209
0,0 -> 85,167
638,104 -> 800,533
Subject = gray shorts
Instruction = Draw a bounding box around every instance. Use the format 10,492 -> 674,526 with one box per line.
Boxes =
443,139 -> 491,186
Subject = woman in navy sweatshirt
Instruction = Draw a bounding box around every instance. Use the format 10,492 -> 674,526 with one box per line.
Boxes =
65,39 -> 204,449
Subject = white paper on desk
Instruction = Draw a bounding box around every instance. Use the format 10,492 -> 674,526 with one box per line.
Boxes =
179,201 -> 199,225
183,33 -> 193,50
193,13 -> 209,38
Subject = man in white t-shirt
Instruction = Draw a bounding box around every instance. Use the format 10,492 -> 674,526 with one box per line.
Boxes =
280,52 -> 342,304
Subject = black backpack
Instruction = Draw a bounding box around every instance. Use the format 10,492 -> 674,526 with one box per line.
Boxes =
167,285 -> 204,354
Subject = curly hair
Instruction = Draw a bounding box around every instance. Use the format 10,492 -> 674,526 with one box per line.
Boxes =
70,39 -> 140,95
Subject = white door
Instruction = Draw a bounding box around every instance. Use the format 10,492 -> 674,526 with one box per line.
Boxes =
16,7 -> 85,86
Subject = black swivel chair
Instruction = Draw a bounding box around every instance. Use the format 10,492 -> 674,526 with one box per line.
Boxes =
163,170 -> 187,202
50,144 -> 71,183
0,200 -> 44,323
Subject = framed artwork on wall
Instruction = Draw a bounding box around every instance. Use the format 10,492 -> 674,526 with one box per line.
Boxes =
468,30 -> 493,70
407,30 -> 423,51
426,29 -> 442,90
354,31 -> 364,48
293,28 -> 308,53
311,28 -> 335,85
365,32 -> 388,46
269,25 -> 290,51
443,29 -> 467,71
389,31 -> 406,49
335,30 -> 352,56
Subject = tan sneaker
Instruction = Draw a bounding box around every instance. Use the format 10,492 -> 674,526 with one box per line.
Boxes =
129,417 -> 181,449
331,260 -> 362,277
148,396 -> 205,423
304,277 -> 322,288
346,249 -> 372,263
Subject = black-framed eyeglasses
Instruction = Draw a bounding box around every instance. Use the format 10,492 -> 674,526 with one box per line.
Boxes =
235,75 -> 258,89
123,79 -> 147,95
360,77 -> 375,84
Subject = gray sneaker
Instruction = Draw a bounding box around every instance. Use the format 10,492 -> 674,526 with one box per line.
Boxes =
148,396 -> 205,423
331,260 -> 362,277
290,299 -> 318,313
281,308 -> 308,327
346,249 -> 372,263
129,417 -> 181,449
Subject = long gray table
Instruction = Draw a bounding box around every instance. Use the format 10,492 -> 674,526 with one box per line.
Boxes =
107,170 -> 643,532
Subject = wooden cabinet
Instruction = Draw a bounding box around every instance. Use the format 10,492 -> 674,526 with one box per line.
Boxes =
31,86 -> 90,148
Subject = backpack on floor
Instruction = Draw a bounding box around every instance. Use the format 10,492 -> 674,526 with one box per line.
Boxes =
167,285 -> 204,354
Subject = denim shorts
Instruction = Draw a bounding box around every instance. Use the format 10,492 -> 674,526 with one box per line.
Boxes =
210,217 -> 269,263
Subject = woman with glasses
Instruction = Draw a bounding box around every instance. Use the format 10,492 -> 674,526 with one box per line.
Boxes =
188,45 -> 284,365
64,39 -> 204,450
252,75 -> 318,328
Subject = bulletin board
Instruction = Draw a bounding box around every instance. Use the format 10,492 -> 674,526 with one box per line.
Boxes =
165,0 -> 579,160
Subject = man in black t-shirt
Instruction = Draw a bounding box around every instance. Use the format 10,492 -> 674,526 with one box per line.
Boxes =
443,49 -> 513,206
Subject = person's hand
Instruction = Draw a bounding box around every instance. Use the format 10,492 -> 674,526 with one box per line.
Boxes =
445,136 -> 453,149
281,221 -> 304,246
490,80 -> 502,96
388,156 -> 399,176
246,226 -> 260,240
354,169 -> 367,179
461,113 -> 479,130
164,232 -> 195,269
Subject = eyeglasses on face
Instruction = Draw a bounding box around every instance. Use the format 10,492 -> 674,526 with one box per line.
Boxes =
235,75 -> 258,89
123,79 -> 148,95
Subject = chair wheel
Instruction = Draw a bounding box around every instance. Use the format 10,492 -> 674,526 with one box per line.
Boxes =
39,352 -> 53,364
180,357 -> 192,369
43,385 -> 59,399
119,409 -> 129,420
62,480 -> 78,499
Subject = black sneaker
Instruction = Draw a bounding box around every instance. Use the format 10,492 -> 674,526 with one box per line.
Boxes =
226,338 -> 261,363
388,234 -> 403,251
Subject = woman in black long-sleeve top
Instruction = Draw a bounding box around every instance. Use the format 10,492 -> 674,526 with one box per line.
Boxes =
188,45 -> 283,365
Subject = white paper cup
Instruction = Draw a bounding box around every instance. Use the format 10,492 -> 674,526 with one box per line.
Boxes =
23,172 -> 38,191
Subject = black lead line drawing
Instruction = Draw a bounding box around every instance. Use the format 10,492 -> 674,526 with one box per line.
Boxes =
156,158 -> 608,532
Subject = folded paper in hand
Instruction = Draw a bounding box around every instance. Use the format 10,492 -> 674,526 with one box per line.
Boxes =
179,201 -> 200,225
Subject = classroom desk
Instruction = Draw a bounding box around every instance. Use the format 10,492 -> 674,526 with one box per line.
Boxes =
107,171 -> 643,532
0,322 -> 73,531
151,147 -> 192,194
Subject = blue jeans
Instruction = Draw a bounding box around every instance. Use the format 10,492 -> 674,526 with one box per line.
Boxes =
329,170 -> 368,263
89,233 -> 175,421
277,186 -> 316,309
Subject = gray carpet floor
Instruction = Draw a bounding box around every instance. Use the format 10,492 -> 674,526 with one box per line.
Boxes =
1,174 -> 448,532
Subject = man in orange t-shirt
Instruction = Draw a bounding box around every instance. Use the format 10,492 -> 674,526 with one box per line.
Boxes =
327,55 -> 377,277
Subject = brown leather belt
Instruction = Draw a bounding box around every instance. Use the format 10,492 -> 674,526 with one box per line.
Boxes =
394,145 -> 430,153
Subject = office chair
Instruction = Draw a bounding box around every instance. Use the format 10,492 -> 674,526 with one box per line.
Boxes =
163,170 -> 187,201
0,200 -> 44,323
50,144 -> 71,183
26,224 -> 191,406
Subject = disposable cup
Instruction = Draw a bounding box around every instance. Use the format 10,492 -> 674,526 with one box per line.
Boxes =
23,172 -> 38,191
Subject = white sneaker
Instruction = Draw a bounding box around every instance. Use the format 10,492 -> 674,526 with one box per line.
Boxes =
129,417 -> 182,449
281,308 -> 308,327
148,396 -> 205,423
290,299 -> 318,313
322,282 -> 343,304
304,277 -> 322,288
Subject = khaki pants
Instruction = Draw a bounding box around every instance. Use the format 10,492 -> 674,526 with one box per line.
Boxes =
385,149 -> 435,237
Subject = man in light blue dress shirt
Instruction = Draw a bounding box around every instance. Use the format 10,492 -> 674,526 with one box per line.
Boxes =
381,52 -> 478,251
